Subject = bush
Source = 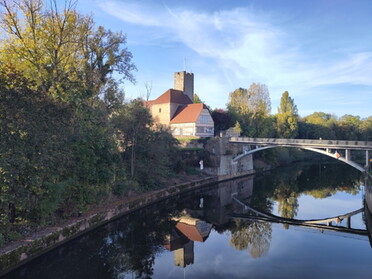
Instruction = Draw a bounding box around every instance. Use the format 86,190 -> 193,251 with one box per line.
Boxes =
113,179 -> 141,196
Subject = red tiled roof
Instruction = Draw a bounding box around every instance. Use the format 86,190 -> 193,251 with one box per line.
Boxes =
149,89 -> 193,105
170,103 -> 208,124
176,222 -> 205,242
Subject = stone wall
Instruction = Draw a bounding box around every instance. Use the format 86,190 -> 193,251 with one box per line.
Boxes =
203,137 -> 254,180
150,103 -> 171,125
174,71 -> 194,102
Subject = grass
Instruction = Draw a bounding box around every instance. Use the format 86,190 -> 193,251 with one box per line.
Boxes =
176,137 -> 200,143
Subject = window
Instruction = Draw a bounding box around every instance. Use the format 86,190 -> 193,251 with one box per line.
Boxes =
197,127 -> 204,133
200,115 -> 209,124
159,108 -> 162,113
205,127 -> 214,134
173,128 -> 180,135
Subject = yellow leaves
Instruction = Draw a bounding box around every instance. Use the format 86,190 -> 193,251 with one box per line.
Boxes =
0,0 -> 92,100
228,83 -> 271,117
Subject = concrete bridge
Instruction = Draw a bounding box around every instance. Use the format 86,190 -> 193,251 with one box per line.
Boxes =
230,137 -> 372,173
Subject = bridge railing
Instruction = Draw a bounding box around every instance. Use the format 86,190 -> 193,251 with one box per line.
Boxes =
229,137 -> 372,150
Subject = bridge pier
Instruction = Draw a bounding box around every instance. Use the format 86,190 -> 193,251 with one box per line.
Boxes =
345,149 -> 351,161
203,137 -> 255,180
346,216 -> 351,229
366,150 -> 370,168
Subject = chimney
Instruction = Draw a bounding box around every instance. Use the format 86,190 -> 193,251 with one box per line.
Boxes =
174,71 -> 194,103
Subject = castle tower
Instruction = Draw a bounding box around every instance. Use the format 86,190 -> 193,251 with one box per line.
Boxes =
174,71 -> 194,103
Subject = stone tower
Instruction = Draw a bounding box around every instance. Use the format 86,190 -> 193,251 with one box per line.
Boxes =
174,71 -> 194,103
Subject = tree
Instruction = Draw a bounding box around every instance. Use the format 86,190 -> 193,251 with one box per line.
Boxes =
0,0 -> 137,237
246,83 -> 271,116
232,121 -> 242,135
211,109 -> 234,135
335,114 -> 361,140
227,88 -> 249,116
0,0 -> 135,103
227,83 -> 271,137
113,99 -> 153,178
193,93 -> 203,103
276,91 -> 298,138
144,81 -> 152,102
298,112 -> 337,139
359,116 -> 372,141
112,99 -> 179,189
0,66 -> 74,224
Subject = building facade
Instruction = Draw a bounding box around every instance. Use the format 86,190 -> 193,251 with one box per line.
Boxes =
146,71 -> 214,137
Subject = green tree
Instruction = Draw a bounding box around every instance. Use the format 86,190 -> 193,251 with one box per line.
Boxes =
0,66 -> 73,224
227,83 -> 271,137
0,0 -> 135,103
0,0 -> 137,240
359,116 -> 372,141
113,99 -> 153,178
211,109 -> 234,135
193,93 -> 203,103
276,91 -> 298,138
227,88 -> 250,116
298,112 -> 337,139
112,99 -> 178,190
335,114 -> 361,140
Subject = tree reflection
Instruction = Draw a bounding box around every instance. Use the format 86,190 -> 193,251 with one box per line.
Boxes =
228,162 -> 363,254
272,173 -> 300,229
230,219 -> 272,258
256,163 -> 362,219
273,182 -> 299,220
99,208 -> 175,279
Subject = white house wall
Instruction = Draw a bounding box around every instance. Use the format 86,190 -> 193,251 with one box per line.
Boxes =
171,123 -> 196,136
195,109 -> 214,137
170,109 -> 214,137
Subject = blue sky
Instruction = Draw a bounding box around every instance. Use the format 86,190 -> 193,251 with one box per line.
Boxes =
65,0 -> 371,117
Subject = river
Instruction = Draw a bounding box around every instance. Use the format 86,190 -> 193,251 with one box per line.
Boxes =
4,162 -> 372,278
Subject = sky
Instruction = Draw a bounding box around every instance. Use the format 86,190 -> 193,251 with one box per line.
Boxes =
60,0 -> 371,117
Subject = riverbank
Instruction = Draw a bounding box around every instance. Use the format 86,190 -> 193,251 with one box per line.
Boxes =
0,173 -> 219,275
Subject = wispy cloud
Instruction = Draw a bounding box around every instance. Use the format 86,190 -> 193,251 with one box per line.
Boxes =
98,0 -> 372,115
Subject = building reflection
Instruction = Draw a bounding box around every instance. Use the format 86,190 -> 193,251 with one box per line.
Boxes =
164,216 -> 213,267
164,176 -> 254,267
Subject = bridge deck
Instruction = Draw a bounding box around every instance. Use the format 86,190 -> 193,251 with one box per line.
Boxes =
230,137 -> 372,150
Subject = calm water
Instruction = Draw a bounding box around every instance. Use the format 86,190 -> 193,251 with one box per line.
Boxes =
4,162 -> 372,279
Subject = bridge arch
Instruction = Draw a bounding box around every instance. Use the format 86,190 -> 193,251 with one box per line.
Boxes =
233,145 -> 366,172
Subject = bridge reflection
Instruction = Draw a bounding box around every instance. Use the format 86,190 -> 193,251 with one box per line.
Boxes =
364,181 -> 372,247
232,196 -> 367,236
167,171 -> 372,268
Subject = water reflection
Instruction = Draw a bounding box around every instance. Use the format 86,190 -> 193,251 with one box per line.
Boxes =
165,216 -> 212,267
365,181 -> 372,247
4,162 -> 372,279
